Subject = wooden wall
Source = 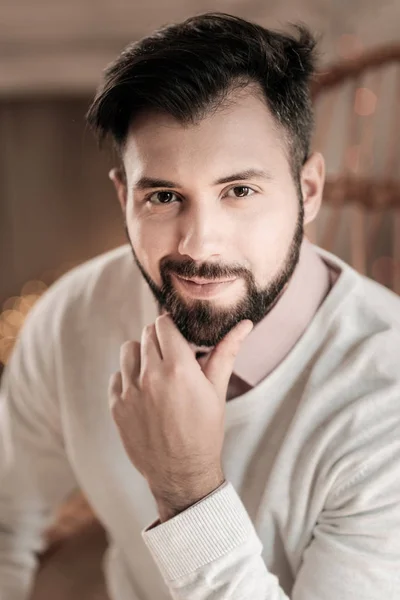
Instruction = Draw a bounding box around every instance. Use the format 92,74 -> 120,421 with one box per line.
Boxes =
0,97 -> 125,306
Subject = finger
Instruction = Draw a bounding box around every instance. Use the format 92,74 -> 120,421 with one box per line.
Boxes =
211,321 -> 253,370
120,341 -> 141,394
196,351 -> 212,371
204,320 -> 253,398
108,371 -> 122,411
140,324 -> 163,376
154,313 -> 193,366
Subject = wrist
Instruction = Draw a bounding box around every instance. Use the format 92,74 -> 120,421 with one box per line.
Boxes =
152,471 -> 226,523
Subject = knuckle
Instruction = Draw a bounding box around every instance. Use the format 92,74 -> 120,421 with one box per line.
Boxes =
143,324 -> 155,336
166,362 -> 184,379
109,391 -> 120,414
108,371 -> 120,394
120,340 -> 136,359
139,368 -> 153,387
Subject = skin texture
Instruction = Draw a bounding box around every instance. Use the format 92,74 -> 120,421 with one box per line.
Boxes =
109,314 -> 254,522
110,87 -> 324,350
109,86 -> 325,519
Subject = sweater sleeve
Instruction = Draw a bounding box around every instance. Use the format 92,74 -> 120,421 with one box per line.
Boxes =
142,481 -> 289,599
0,301 -> 78,600
142,431 -> 400,600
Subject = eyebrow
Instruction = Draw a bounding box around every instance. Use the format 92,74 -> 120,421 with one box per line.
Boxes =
132,168 -> 273,191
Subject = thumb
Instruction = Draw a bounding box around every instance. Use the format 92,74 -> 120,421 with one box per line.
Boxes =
203,320 -> 253,400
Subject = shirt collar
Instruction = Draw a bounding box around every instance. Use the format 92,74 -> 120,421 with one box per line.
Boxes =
232,238 -> 332,387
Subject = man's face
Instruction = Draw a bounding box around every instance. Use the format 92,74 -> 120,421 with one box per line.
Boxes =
119,89 -> 307,349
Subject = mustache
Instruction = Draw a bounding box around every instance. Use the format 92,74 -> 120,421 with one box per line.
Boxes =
161,261 -> 243,281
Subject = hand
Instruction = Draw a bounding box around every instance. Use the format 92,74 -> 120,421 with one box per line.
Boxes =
109,313 -> 253,521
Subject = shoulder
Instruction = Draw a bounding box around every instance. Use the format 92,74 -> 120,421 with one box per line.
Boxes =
314,246 -> 400,342
13,244 -> 138,358
298,252 -> 400,495
44,244 -> 135,310
357,274 -> 400,329
310,253 -> 400,415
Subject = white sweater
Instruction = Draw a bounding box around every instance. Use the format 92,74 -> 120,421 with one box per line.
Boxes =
0,244 -> 400,600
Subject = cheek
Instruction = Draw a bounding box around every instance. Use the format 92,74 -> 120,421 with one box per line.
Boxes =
253,200 -> 295,241
127,211 -> 175,283
244,202 -> 298,278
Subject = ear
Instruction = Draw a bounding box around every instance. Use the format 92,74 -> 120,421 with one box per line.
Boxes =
109,167 -> 128,212
300,152 -> 325,226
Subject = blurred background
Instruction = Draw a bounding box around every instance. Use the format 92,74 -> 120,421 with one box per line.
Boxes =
1,2 -> 400,596
1,0 -> 400,375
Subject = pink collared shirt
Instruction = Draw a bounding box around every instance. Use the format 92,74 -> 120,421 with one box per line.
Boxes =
234,238 -> 335,386
223,238 -> 338,399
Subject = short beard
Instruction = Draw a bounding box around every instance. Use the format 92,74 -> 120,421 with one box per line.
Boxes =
126,196 -> 304,347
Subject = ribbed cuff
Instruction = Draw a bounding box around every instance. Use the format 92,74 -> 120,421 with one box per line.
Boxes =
141,481 -> 261,582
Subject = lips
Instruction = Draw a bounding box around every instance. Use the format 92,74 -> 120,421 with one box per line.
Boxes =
173,274 -> 237,299
177,276 -> 235,285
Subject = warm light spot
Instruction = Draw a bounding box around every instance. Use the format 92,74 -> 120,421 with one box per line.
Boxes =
18,297 -> 32,314
2,310 -> 24,329
0,281 -> 48,365
354,88 -> 377,116
2,296 -> 20,311
12,297 -> 26,312
21,280 -> 47,295
22,294 -> 40,308
0,337 -> 15,364
0,266 -> 77,365
0,319 -> 15,338
337,34 -> 364,59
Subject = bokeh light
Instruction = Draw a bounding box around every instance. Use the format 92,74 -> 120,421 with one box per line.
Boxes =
0,289 -> 45,365
0,261 -> 80,367
21,280 -> 48,296
0,261 -> 80,365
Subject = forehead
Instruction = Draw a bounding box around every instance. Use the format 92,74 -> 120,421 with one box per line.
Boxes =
123,89 -> 289,179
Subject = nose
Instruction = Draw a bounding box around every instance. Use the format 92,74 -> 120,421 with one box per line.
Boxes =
177,205 -> 227,261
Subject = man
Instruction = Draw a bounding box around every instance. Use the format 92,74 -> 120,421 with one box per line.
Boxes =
0,11 -> 399,600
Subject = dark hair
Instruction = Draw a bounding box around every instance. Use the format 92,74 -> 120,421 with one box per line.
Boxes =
86,12 -> 317,178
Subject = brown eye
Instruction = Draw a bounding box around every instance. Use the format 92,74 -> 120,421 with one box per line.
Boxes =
148,191 -> 178,205
227,186 -> 255,198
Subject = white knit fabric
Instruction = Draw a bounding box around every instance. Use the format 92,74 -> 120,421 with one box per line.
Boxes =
0,244 -> 399,599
